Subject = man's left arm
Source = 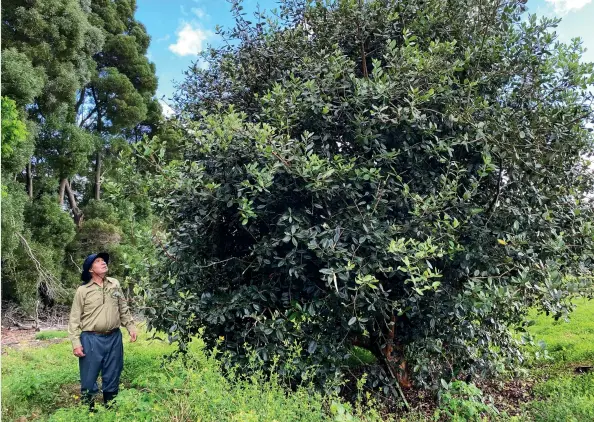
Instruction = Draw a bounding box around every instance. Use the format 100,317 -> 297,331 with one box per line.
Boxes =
117,286 -> 137,342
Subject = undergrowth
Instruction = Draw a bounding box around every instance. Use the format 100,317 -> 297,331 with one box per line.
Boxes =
1,328 -> 385,421
2,299 -> 593,421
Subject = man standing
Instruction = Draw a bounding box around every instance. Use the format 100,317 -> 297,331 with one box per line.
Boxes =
68,252 -> 137,410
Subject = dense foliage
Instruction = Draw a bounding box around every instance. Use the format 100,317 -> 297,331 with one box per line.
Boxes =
142,0 -> 594,391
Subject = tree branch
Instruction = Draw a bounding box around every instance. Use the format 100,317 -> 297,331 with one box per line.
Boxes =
75,88 -> 86,115
16,232 -> 67,300
64,179 -> 84,227
58,178 -> 67,206
153,235 -> 178,261
26,162 -> 33,199
79,107 -> 97,128
485,157 -> 504,224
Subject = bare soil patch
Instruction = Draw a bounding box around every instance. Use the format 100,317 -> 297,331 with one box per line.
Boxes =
1,301 -> 69,353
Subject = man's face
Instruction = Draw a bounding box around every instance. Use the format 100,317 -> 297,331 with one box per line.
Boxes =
90,257 -> 108,277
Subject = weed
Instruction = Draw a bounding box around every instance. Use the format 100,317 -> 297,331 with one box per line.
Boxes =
2,331 -> 383,421
436,381 -> 499,422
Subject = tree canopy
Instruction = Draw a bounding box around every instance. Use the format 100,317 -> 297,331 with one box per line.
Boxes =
142,0 -> 594,392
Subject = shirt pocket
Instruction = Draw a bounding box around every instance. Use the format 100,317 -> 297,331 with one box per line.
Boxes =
106,289 -> 121,308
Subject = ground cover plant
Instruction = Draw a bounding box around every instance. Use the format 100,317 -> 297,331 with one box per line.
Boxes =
1,328 -> 383,422
520,298 -> 594,422
1,300 -> 592,421
525,297 -> 594,365
34,330 -> 69,341
1,328 -> 175,420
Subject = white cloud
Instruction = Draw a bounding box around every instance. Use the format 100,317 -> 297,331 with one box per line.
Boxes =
192,7 -> 206,18
157,34 -> 170,43
546,0 -> 593,14
168,23 -> 213,56
159,100 -> 175,118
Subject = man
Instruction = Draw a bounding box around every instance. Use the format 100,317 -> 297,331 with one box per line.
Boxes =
68,252 -> 137,410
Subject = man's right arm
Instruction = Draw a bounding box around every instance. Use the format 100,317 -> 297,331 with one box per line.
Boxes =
68,288 -> 84,350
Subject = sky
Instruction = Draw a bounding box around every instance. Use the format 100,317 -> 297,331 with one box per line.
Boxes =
135,0 -> 594,115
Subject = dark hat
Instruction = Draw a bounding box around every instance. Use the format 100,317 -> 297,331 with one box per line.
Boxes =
80,252 -> 110,284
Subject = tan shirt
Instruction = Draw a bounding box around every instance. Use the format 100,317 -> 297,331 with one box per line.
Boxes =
68,277 -> 137,349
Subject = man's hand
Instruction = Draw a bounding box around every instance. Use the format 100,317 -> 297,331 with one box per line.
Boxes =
73,346 -> 85,357
130,332 -> 137,342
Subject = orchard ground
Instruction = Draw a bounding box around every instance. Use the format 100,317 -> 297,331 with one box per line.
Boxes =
1,299 -> 593,421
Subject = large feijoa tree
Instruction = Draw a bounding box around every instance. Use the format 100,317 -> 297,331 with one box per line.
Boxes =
142,0 -> 594,390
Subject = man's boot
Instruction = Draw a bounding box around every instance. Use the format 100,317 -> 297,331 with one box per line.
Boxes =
82,392 -> 96,412
103,390 -> 118,408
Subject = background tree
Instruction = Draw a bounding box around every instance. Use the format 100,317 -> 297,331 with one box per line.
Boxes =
75,0 -> 159,202
1,96 -> 33,268
1,0 -> 161,311
143,0 -> 594,393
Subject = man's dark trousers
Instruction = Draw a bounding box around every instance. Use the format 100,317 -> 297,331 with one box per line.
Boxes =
79,329 -> 123,406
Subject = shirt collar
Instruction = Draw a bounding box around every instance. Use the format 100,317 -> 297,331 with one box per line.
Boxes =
85,277 -> 111,288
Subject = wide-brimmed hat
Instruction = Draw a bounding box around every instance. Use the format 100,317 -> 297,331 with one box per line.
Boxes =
80,252 -> 110,284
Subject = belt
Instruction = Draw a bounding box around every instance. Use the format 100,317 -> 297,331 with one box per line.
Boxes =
85,329 -> 119,335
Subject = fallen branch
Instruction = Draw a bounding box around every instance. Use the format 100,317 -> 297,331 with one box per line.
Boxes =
16,232 -> 68,301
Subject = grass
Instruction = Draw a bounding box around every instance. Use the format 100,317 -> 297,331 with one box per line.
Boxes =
527,374 -> 594,422
2,300 -> 593,421
1,326 -> 383,422
525,297 -> 594,365
1,327 -> 177,421
522,298 -> 594,421
35,330 -> 69,340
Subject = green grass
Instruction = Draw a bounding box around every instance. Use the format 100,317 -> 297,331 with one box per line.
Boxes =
2,326 -> 384,422
1,327 -> 177,421
526,373 -> 594,422
347,346 -> 377,367
522,298 -> 594,421
35,330 -> 69,340
525,298 -> 594,364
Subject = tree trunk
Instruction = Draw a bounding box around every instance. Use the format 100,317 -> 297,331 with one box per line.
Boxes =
364,316 -> 412,390
94,151 -> 102,200
91,86 -> 103,201
64,180 -> 84,228
26,162 -> 33,199
75,88 -> 86,116
58,178 -> 67,206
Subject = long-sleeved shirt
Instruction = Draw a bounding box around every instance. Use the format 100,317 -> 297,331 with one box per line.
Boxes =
68,277 -> 137,349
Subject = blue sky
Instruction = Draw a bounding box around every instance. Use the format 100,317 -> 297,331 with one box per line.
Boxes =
136,0 -> 594,114
136,0 -> 277,113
